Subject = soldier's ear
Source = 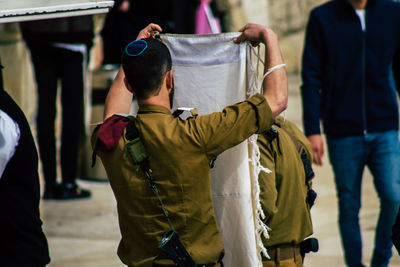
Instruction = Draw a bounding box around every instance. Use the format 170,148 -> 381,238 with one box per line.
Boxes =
124,77 -> 134,93
166,69 -> 173,90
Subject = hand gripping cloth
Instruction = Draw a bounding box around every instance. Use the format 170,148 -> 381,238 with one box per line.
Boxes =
162,33 -> 271,267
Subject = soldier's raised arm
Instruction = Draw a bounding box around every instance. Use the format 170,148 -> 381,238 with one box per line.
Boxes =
234,23 -> 288,117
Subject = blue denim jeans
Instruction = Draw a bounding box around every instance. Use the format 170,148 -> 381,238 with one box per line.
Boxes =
327,130 -> 400,267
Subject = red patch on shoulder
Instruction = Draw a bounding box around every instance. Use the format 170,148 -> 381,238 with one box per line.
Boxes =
97,115 -> 131,151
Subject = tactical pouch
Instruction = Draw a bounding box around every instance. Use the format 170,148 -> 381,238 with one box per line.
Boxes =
124,119 -> 148,164
307,189 -> 317,208
300,238 -> 319,259
300,149 -> 315,182
127,138 -> 148,164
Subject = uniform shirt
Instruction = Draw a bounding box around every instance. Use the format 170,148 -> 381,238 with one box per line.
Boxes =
258,116 -> 313,247
0,109 -> 20,178
93,93 -> 273,266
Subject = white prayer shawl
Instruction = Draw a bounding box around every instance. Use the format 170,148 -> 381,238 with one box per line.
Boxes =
162,33 -> 270,267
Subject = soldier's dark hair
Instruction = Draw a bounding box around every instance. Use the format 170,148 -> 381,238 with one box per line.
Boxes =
122,38 -> 172,100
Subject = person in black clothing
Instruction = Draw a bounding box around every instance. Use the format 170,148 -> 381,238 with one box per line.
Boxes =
21,16 -> 93,200
101,0 -> 176,65
0,63 -> 50,266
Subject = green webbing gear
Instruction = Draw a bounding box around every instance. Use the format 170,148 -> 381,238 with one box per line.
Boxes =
123,117 -> 175,231
265,121 -> 317,208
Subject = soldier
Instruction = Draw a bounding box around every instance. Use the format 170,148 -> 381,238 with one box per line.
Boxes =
92,23 -> 287,266
258,116 -> 315,267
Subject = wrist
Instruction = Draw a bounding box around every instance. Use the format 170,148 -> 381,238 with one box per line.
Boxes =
260,28 -> 269,44
262,28 -> 278,43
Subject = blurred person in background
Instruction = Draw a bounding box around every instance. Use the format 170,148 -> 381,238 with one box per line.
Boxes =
301,0 -> 400,266
21,16 -> 94,200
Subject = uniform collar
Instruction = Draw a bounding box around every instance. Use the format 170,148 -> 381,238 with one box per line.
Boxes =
137,105 -> 171,115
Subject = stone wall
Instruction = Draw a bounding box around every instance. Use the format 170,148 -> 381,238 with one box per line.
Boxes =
215,0 -> 269,32
267,0 -> 325,73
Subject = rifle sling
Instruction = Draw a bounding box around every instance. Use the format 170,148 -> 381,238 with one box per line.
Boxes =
124,118 -> 175,232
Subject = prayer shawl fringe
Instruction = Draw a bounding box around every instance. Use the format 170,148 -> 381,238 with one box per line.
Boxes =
247,45 -> 272,264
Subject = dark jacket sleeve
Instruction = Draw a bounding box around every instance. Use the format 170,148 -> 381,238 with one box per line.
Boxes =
301,10 -> 324,136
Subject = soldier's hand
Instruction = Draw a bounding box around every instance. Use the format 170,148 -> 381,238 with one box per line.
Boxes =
233,23 -> 277,47
136,23 -> 162,40
308,134 -> 324,166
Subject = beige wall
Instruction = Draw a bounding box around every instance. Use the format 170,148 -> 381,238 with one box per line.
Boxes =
216,0 -> 269,32
0,23 -> 37,122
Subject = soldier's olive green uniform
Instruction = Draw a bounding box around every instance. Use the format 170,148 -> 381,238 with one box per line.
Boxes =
93,94 -> 273,267
258,116 -> 313,266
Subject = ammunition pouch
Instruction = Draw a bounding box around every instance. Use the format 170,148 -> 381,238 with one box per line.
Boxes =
307,189 -> 317,208
300,238 -> 319,260
300,149 -> 314,182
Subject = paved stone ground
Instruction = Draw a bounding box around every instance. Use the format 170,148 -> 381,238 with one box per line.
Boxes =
40,73 -> 400,267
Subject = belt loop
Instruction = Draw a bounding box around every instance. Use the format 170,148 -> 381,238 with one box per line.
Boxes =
275,248 -> 280,267
294,246 -> 297,260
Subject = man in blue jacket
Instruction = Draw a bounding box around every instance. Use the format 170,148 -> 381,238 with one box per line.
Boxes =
301,0 -> 400,266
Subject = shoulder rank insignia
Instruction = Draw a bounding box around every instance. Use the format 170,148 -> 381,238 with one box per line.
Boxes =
172,107 -> 198,120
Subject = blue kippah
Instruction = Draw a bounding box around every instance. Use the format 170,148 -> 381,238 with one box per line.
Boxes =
125,40 -> 148,57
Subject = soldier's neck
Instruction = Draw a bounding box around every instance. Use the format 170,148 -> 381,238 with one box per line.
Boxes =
347,0 -> 367,9
138,86 -> 171,111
